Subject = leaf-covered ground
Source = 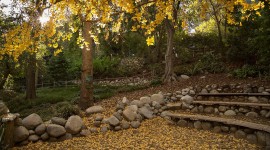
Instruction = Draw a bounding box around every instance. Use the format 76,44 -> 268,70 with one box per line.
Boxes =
13,74 -> 269,150
13,117 -> 260,150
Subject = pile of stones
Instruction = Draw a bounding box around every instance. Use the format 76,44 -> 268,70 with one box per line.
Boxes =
95,77 -> 150,87
13,114 -> 86,145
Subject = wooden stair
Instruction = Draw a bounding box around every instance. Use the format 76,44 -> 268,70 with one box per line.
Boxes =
193,101 -> 270,109
166,112 -> 270,133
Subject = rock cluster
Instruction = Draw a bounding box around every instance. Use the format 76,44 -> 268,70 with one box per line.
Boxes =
13,114 -> 85,145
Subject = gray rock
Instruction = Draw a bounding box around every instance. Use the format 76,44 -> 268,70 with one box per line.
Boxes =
210,90 -> 219,94
202,122 -> 212,130
22,113 -> 43,130
29,130 -> 35,135
204,106 -> 214,113
80,129 -> 91,136
239,107 -> 249,113
86,105 -> 104,114
136,114 -> 143,122
95,115 -> 104,121
191,107 -> 198,113
100,126 -> 108,133
181,95 -> 194,104
40,133 -> 49,141
180,75 -> 190,79
14,126 -> 29,143
258,87 -> 265,93
65,115 -> 83,134
248,97 -> 259,103
122,97 -> 129,105
200,89 -> 208,94
198,106 -> 204,113
230,126 -> 237,133
28,135 -> 39,142
58,133 -> 73,141
47,124 -> 66,137
116,103 -> 125,110
138,106 -> 153,119
160,111 -> 170,117
130,100 -> 143,107
89,128 -> 98,133
235,130 -> 246,139
221,126 -> 229,132
114,126 -> 122,131
131,121 -> 140,128
150,94 -> 164,104
189,90 -> 196,95
51,117 -> 66,126
140,96 -> 151,105
113,112 -> 123,121
35,124 -> 46,135
121,120 -> 130,129
246,134 -> 257,144
177,120 -> 188,127
224,110 -> 236,116
107,116 -> 120,126
194,121 -> 202,129
123,106 -> 138,121
171,97 -> 177,101
182,88 -> 190,96
246,112 -> 259,118
213,126 -> 221,133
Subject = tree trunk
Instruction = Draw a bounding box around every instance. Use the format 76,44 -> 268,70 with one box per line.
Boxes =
209,0 -> 223,46
163,20 -> 176,83
0,60 -> 10,90
26,53 -> 36,100
79,21 -> 94,109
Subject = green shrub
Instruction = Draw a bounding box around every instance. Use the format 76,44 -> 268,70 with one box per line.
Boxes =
55,102 -> 80,119
93,56 -> 121,78
200,52 -> 225,73
150,79 -> 163,86
233,65 -> 259,78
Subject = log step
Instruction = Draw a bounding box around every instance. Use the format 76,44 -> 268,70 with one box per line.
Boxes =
193,101 -> 270,109
197,93 -> 270,96
166,112 -> 270,133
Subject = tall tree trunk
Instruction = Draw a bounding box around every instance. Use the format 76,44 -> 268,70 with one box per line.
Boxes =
209,0 -> 223,46
79,21 -> 94,109
26,53 -> 36,100
163,20 -> 176,83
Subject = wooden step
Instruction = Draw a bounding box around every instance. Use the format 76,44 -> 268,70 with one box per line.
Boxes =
197,93 -> 270,96
193,101 -> 270,109
166,112 -> 270,133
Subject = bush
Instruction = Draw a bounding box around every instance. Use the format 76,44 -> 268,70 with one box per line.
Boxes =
93,56 -> 121,78
233,65 -> 260,78
118,57 -> 144,76
55,102 -> 80,119
199,52 -> 225,73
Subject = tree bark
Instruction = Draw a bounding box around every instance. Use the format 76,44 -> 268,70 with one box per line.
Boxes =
209,0 -> 223,46
163,19 -> 176,83
26,53 -> 36,100
79,21 -> 94,109
0,60 -> 10,90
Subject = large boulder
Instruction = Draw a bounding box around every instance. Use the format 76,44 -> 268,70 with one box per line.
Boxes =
14,126 -> 29,143
140,96 -> 151,105
107,116 -> 120,126
123,106 -> 138,121
35,124 -> 46,135
51,117 -> 67,126
138,106 -> 153,119
224,110 -> 236,116
22,113 -> 43,130
130,100 -> 144,107
181,95 -> 194,104
28,135 -> 39,142
65,115 -> 83,134
47,124 -> 66,137
85,106 -> 104,115
150,94 -> 164,105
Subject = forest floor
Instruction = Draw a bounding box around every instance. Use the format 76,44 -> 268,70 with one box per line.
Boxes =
12,73 -> 270,150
